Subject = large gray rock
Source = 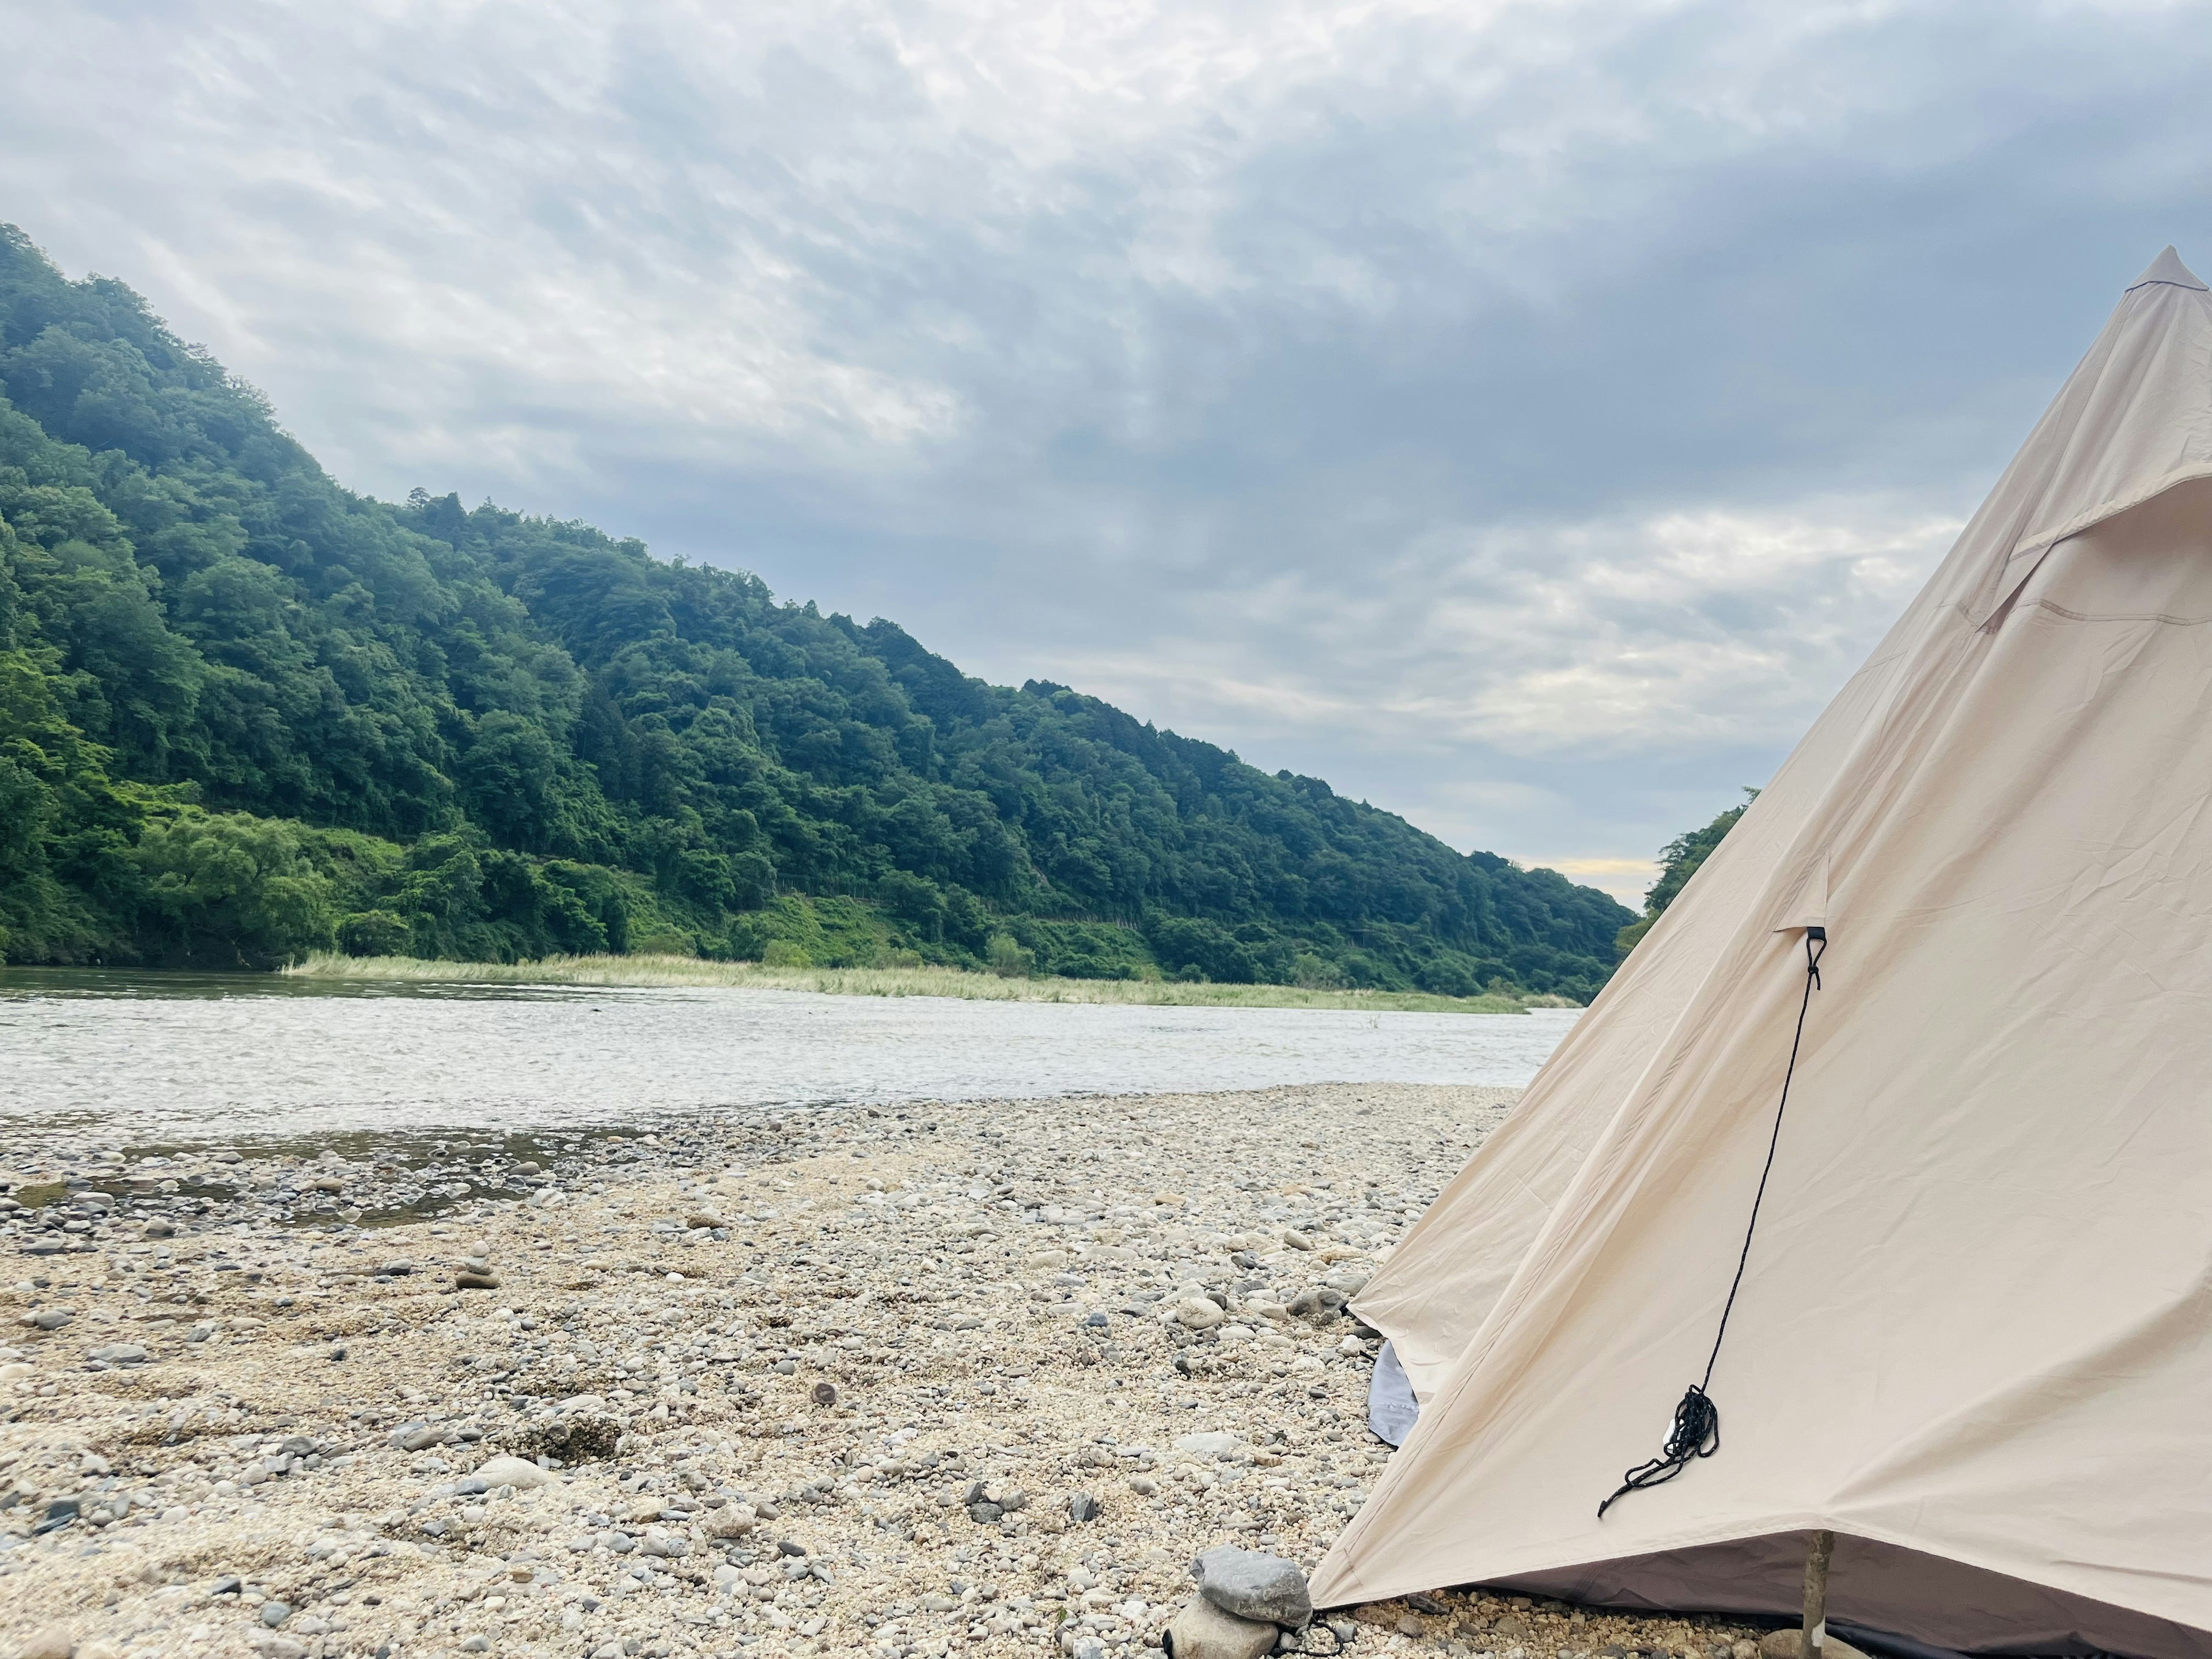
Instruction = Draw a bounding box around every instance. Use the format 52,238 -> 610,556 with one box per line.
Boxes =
1192,1546 -> 1312,1628
1162,1596 -> 1278,1659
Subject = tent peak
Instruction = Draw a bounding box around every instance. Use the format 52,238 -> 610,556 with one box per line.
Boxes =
2126,245 -> 2207,293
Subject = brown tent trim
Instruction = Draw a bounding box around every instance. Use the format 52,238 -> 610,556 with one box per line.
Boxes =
1486,1532 -> 2209,1659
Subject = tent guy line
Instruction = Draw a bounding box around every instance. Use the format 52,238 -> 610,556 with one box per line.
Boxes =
1596,925 -> 1828,1521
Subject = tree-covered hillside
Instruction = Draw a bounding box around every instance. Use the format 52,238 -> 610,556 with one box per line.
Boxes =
0,225 -> 1631,997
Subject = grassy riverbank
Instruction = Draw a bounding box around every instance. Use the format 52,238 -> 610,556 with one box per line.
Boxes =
283,952 -> 1571,1013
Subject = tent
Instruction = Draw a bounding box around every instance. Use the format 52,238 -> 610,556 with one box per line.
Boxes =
1309,248 -> 2212,1658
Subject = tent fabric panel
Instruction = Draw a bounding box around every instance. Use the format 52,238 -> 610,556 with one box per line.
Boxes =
1963,268 -> 2212,622
1310,256 -> 2212,1650
1316,496 -> 2212,1626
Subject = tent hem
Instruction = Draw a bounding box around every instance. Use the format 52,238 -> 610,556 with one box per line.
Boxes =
1330,1531 -> 2212,1659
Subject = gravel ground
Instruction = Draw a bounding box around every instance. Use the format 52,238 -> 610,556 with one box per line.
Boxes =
0,1084 -> 1765,1659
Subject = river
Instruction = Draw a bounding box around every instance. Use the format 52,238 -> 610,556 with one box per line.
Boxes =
0,968 -> 1578,1147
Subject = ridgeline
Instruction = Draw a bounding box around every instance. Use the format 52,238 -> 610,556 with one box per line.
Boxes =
0,225 -> 1631,999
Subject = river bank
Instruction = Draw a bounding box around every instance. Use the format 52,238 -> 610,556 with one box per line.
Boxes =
0,1084 -> 1758,1659
282,955 -> 1571,1016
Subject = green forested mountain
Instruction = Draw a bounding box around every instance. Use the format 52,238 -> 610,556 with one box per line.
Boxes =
0,225 -> 1632,997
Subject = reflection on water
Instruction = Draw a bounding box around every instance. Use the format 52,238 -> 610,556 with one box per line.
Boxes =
0,968 -> 1578,1146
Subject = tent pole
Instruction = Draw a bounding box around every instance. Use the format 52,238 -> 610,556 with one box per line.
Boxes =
1802,1529 -> 1834,1659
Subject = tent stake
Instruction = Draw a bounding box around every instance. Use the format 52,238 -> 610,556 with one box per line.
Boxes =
1802,1529 -> 1834,1659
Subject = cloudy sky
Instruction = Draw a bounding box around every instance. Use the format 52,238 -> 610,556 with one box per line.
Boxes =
7,0 -> 2212,902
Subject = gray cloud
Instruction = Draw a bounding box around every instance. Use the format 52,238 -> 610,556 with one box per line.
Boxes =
6,0 -> 2212,902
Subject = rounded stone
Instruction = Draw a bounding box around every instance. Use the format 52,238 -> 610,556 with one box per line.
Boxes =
1192,1546 -> 1312,1628
472,1455 -> 554,1490
1162,1596 -> 1277,1659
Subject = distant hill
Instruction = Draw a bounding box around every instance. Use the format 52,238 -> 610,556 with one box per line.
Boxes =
0,224 -> 1632,997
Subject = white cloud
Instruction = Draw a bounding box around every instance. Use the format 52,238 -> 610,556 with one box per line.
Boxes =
1052,497 -> 1959,755
2,0 -> 2207,878
1434,503 -> 1962,751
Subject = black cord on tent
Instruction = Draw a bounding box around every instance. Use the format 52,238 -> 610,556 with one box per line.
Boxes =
1597,925 -> 1827,1520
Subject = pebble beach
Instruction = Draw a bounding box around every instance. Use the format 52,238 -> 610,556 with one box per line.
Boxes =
0,1083 -> 1767,1659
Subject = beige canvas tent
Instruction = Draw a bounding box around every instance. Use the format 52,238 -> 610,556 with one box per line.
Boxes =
1311,249 -> 2212,1658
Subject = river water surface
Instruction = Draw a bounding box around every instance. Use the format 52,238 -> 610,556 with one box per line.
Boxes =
0,969 -> 1578,1145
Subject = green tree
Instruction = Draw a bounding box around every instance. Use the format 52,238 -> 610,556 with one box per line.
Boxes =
129,812 -> 337,967
984,932 -> 1035,979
